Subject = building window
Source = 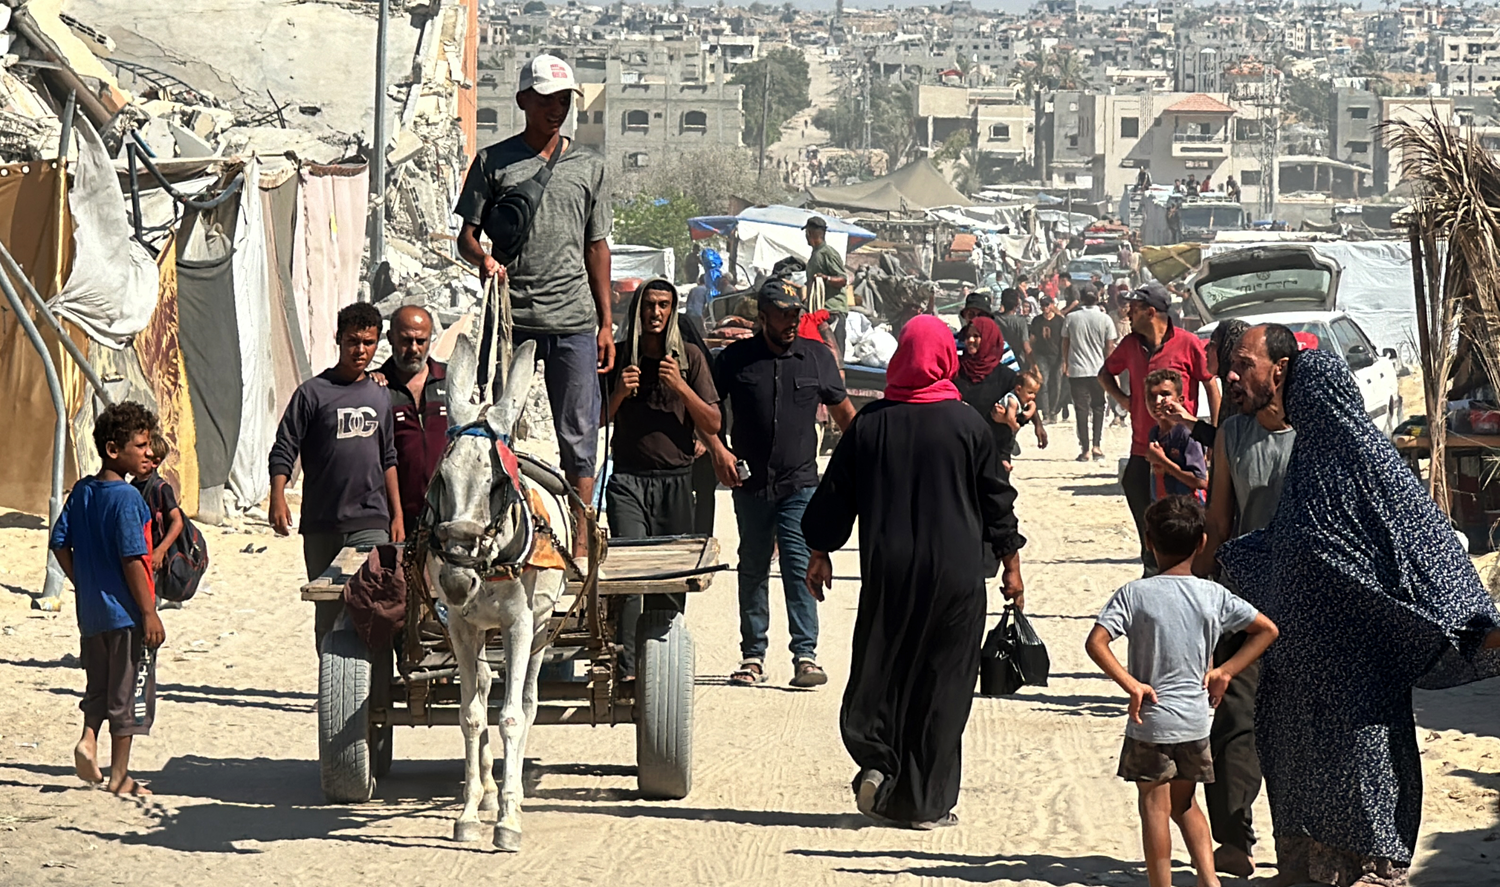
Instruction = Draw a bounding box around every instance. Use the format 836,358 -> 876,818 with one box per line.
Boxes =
989,123 -> 1011,140
683,110 -> 708,131
1235,119 -> 1262,140
1240,170 -> 1262,185
1349,141 -> 1370,154
593,111 -> 604,124
625,110 -> 649,132
626,152 -> 650,168
1350,106 -> 1370,119
478,107 -> 499,127
1068,101 -> 1078,111
1068,134 -> 1079,148
577,111 -> 588,126
1120,116 -> 1139,138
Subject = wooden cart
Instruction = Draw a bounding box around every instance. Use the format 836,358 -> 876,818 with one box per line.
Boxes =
301,534 -> 722,804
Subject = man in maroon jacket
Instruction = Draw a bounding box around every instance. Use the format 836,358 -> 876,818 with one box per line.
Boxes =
377,306 -> 449,526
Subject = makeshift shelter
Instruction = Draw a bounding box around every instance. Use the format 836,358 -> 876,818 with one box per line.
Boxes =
804,158 -> 970,215
688,205 -> 875,284
611,244 -> 676,282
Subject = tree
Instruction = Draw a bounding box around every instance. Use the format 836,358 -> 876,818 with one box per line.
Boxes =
616,144 -> 791,216
522,0 -> 547,13
1283,75 -> 1331,131
730,47 -> 811,152
813,77 -> 917,167
612,193 -> 703,280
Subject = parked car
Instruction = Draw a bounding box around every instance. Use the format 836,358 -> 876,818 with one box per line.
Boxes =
1187,245 -> 1403,432
1066,256 -> 1125,284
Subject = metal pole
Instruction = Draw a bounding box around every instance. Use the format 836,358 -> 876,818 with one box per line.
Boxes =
369,0 -> 390,290
0,240 -> 112,402
757,63 -> 770,177
0,260 -> 69,607
58,90 -> 75,159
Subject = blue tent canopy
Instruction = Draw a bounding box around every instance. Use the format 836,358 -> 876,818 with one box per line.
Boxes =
687,205 -> 877,251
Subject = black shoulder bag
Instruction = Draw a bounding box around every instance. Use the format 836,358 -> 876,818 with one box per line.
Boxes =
480,139 -> 565,267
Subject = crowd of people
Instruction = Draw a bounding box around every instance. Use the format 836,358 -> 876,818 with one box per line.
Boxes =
47,52 -> 1500,887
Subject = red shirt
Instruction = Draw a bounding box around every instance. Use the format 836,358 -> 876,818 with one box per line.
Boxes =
1101,323 -> 1211,457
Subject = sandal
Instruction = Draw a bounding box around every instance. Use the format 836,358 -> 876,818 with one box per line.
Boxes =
909,812 -> 958,830
789,658 -> 828,688
729,659 -> 767,686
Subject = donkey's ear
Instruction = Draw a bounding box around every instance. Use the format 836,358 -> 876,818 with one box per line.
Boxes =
446,333 -> 483,428
487,339 -> 537,439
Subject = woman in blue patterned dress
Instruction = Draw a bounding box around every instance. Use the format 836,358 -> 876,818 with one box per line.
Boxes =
1220,347 -> 1500,886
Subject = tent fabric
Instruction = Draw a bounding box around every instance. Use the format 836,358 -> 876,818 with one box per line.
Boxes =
134,234 -> 200,518
611,244 -> 675,282
740,225 -> 851,284
688,205 -> 877,251
0,159 -> 87,517
260,173 -> 306,438
261,172 -> 311,382
1200,240 -> 1418,358
805,158 -> 970,214
177,201 -> 243,495
71,339 -> 160,481
227,157 -> 276,512
49,117 -> 159,350
295,161 -> 369,372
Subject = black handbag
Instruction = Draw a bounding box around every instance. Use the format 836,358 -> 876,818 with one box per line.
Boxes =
481,140 -> 563,266
978,604 -> 1050,696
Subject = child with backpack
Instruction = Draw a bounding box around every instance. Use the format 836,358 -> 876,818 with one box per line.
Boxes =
50,402 -> 165,795
133,433 -> 207,608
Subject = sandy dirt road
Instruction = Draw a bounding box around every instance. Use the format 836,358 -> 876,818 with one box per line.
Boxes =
1,423 -> 1497,885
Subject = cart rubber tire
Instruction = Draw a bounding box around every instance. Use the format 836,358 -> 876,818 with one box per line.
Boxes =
319,630 -> 375,803
636,610 -> 694,800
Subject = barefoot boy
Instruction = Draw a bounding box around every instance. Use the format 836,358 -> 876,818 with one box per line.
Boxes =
1085,496 -> 1277,887
50,402 -> 166,796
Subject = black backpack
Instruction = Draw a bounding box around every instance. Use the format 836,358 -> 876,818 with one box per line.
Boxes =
481,140 -> 563,266
141,476 -> 209,603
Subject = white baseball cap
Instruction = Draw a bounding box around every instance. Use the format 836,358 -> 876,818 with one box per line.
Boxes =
519,54 -> 583,97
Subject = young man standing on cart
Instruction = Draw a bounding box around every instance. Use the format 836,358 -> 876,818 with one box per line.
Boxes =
709,279 -> 856,689
604,278 -> 722,691
269,303 -> 403,652
453,54 -> 614,558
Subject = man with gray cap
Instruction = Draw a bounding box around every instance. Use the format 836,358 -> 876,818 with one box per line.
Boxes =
708,278 -> 856,690
803,217 -> 851,359
1100,282 -> 1219,574
455,53 -> 613,554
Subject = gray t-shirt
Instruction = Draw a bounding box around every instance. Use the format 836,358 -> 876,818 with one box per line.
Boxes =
996,312 -> 1031,367
1220,413 -> 1295,536
1063,307 -> 1118,377
1095,575 -> 1259,743
453,135 -> 612,335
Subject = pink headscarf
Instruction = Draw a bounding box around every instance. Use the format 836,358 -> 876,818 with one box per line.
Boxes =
883,315 -> 962,404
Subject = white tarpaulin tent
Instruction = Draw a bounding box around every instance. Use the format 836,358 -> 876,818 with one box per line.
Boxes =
688,205 -> 875,284
610,243 -> 675,282
1203,239 -> 1418,358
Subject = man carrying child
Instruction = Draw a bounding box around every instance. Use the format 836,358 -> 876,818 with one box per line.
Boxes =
51,402 -> 166,796
1086,496 -> 1278,887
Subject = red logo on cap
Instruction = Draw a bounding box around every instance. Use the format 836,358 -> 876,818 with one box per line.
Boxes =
551,64 -> 568,78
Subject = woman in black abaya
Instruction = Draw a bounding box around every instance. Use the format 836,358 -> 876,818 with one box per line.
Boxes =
803,315 -> 1027,829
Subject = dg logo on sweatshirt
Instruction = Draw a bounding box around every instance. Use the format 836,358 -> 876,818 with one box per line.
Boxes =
336,406 -> 380,439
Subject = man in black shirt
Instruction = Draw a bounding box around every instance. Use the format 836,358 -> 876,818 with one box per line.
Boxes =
605,278 -> 721,683
268,303 -> 402,650
1029,295 -> 1068,423
709,279 -> 856,689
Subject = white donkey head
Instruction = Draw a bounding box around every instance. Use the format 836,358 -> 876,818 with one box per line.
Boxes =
430,334 -> 538,604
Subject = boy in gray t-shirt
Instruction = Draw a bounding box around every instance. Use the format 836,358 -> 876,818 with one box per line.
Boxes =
1086,495 -> 1278,887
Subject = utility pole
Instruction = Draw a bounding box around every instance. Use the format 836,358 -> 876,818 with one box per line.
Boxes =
758,63 -> 771,176
862,51 -> 872,152
368,0 -> 390,291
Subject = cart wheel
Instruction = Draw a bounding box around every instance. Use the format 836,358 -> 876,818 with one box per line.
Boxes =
319,630 -> 375,803
636,610 -> 694,800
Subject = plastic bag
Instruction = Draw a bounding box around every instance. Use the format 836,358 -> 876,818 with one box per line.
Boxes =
978,604 -> 1050,696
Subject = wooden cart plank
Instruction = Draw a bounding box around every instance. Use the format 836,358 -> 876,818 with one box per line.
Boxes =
302,536 -> 723,601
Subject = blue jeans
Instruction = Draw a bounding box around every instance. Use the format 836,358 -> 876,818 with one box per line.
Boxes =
733,487 -> 819,660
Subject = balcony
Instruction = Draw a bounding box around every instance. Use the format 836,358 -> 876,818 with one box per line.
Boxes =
1172,131 -> 1230,158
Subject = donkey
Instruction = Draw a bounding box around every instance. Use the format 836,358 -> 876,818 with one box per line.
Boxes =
427,334 -> 571,852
